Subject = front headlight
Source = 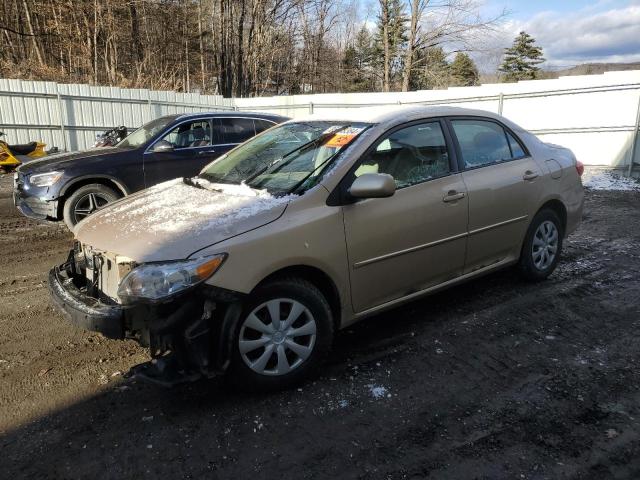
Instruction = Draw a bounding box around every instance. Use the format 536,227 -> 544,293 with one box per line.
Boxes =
117,254 -> 226,304
29,171 -> 63,187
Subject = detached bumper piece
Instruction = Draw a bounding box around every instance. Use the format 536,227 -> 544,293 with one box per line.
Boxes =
48,251 -> 245,387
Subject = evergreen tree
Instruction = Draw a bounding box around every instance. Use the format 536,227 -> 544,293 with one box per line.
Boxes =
449,53 -> 479,86
412,47 -> 450,90
374,0 -> 408,90
342,26 -> 375,92
499,31 -> 545,82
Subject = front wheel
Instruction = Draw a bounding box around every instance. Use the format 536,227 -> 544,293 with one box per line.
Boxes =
62,183 -> 120,229
227,277 -> 334,392
519,209 -> 564,281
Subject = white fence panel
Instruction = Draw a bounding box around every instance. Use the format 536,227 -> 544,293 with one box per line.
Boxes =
1,71 -> 639,168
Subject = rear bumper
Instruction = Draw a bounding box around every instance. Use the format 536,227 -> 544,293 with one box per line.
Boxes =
14,189 -> 58,220
48,262 -> 125,339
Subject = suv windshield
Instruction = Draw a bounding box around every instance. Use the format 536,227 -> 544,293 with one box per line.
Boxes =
116,116 -> 176,149
200,121 -> 370,194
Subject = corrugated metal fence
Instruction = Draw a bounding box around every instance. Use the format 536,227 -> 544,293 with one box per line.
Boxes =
1,72 -> 639,170
0,78 -> 233,152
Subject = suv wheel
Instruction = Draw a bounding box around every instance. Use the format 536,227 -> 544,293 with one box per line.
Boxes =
519,208 -> 563,281
63,184 -> 120,229
228,277 -> 334,391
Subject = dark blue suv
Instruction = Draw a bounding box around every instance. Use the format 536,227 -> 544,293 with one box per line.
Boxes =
14,112 -> 288,228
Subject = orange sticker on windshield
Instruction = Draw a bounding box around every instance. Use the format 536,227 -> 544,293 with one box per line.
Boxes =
325,133 -> 357,148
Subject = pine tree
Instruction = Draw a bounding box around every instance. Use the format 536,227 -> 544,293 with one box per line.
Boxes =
449,53 -> 479,86
342,26 -> 376,92
499,31 -> 545,82
375,0 -> 408,90
412,47 -> 450,90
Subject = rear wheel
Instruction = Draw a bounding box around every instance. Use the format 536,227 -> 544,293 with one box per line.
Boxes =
519,209 -> 563,281
228,277 -> 334,392
62,183 -> 120,229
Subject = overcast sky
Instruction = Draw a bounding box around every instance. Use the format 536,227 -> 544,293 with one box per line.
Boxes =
483,0 -> 640,69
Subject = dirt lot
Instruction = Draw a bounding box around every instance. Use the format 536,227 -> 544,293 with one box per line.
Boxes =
1,172 -> 640,479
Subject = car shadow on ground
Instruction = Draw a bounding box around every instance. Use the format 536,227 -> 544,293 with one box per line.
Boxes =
2,267 -> 558,478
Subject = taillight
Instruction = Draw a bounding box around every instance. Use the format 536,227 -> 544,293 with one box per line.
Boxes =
575,160 -> 584,177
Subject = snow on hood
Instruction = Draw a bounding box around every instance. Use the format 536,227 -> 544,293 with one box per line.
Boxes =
74,178 -> 294,262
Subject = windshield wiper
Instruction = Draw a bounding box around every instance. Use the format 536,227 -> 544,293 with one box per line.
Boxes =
244,125 -> 352,186
183,176 -> 206,189
287,150 -> 342,195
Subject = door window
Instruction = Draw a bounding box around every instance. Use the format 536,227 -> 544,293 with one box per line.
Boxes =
354,121 -> 450,188
450,119 -> 519,168
506,131 -> 526,159
158,120 -> 212,149
254,119 -> 275,134
218,118 -> 256,144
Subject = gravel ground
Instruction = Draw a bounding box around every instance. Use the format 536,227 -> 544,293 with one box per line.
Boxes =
1,172 -> 640,479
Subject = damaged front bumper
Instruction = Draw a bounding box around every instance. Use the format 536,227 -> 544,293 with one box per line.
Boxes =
48,263 -> 125,339
48,250 -> 244,386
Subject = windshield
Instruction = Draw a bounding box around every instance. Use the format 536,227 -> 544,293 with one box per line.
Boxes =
200,121 -> 370,194
116,116 -> 176,149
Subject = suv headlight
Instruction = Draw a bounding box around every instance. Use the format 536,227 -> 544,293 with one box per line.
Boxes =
117,254 -> 226,304
29,171 -> 63,187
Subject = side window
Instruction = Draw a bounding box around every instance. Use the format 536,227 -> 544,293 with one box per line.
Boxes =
507,131 -> 526,158
254,119 -> 275,134
217,118 -> 256,144
159,120 -> 211,149
451,119 -> 512,168
354,121 -> 450,188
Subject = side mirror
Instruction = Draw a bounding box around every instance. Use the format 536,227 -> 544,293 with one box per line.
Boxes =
349,173 -> 396,199
151,140 -> 174,153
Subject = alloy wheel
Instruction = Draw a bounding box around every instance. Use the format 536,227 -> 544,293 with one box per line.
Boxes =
73,192 -> 111,222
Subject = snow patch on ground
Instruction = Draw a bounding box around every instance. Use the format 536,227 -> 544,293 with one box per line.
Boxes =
368,385 -> 388,399
582,169 -> 640,191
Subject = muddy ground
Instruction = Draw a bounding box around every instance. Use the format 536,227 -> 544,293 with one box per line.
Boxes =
1,172 -> 640,479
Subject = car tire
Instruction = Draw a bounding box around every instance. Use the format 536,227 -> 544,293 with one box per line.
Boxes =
62,184 -> 121,229
227,277 -> 334,392
518,208 -> 564,281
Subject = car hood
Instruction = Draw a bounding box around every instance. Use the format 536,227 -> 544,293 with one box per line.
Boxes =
18,147 -> 131,173
74,178 -> 293,262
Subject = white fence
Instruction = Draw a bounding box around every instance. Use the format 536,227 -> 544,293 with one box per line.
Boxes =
1,71 -> 639,170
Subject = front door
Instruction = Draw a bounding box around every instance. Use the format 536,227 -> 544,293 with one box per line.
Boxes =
342,120 -> 469,313
143,119 -> 219,187
448,118 -> 543,273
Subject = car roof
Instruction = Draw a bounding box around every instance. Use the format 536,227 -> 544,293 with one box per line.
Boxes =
292,105 -> 507,127
173,111 -> 289,122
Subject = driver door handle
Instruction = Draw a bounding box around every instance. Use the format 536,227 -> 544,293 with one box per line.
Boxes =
197,149 -> 216,155
443,190 -> 466,203
523,170 -> 539,181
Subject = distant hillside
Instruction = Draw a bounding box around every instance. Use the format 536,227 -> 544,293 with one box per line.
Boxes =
546,62 -> 640,77
480,62 -> 640,84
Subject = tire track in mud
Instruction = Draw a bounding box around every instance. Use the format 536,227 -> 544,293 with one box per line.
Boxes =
0,179 -> 148,431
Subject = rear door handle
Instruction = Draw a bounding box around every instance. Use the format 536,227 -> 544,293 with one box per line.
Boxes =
523,170 -> 539,181
443,190 -> 466,203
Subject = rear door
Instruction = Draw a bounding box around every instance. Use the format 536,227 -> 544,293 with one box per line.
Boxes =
448,117 -> 543,273
341,119 -> 469,313
143,118 -> 218,186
